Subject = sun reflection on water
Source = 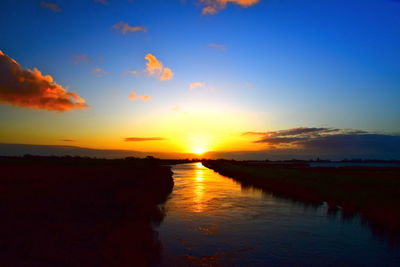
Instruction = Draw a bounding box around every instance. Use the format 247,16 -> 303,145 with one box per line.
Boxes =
193,162 -> 205,212
175,162 -> 264,214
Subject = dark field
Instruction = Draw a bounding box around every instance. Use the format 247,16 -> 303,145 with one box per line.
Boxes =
203,160 -> 400,244
0,156 -> 174,266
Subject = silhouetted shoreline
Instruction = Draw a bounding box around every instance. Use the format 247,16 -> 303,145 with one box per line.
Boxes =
202,160 -> 400,245
0,155 -> 178,266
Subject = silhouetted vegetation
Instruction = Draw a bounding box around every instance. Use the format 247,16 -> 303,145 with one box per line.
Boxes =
203,160 -> 400,245
0,156 -> 175,266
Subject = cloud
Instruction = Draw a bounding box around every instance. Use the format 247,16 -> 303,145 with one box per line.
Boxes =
128,90 -> 151,101
245,82 -> 254,88
250,127 -> 369,147
230,127 -> 400,159
160,67 -> 173,80
92,67 -> 107,77
0,50 -> 88,112
124,137 -> 166,142
246,127 -> 396,155
200,0 -> 260,15
72,54 -> 90,65
113,22 -> 147,34
208,43 -> 226,51
143,53 -> 173,81
123,70 -> 141,76
124,54 -> 173,81
40,2 -> 61,13
94,0 -> 109,5
60,139 -> 76,142
145,54 -> 163,74
189,82 -> 205,90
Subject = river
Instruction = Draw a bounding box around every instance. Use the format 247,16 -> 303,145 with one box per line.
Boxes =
156,162 -> 400,266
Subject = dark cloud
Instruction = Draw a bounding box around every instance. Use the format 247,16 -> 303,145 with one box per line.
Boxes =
250,127 -> 368,144
0,51 -> 88,111
124,137 -> 166,142
241,127 -> 400,159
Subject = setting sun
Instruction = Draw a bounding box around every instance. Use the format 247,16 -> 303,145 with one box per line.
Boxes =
193,147 -> 206,155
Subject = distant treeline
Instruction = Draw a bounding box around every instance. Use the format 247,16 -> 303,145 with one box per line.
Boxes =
209,158 -> 400,163
0,154 -> 198,166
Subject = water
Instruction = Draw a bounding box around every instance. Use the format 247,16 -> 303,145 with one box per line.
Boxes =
157,163 -> 400,266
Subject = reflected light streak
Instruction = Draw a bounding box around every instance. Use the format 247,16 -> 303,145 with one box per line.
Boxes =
193,162 -> 205,212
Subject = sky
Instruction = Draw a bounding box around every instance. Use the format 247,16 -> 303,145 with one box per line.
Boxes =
1,0 -> 400,159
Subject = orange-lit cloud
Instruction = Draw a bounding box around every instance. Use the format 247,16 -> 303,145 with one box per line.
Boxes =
128,90 -> 151,101
60,139 -> 76,142
161,67 -> 173,80
208,43 -> 226,51
189,82 -> 205,90
145,54 -> 163,74
200,0 -> 260,15
0,50 -> 88,112
40,2 -> 61,12
113,22 -> 147,34
124,137 -> 166,142
92,67 -> 107,77
144,54 -> 174,81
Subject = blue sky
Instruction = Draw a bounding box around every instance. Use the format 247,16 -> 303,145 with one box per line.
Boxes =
1,0 -> 400,158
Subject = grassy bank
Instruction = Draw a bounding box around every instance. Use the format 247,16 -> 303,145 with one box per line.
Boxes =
0,156 -> 174,266
203,160 -> 400,242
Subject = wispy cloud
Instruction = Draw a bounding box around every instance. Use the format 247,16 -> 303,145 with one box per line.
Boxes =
113,22 -> 147,34
92,67 -> 107,77
124,137 -> 166,142
72,54 -> 90,65
208,43 -> 226,51
123,70 -> 141,76
200,0 -> 260,15
245,82 -> 254,88
94,0 -> 109,5
40,2 -> 61,13
189,82 -> 205,90
128,90 -> 151,101
0,50 -> 88,112
60,139 -> 76,142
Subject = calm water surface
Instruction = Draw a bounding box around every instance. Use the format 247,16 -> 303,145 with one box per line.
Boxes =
157,163 -> 400,266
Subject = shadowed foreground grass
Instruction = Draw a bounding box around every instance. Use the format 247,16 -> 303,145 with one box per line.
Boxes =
0,156 -> 174,266
203,160 -> 400,244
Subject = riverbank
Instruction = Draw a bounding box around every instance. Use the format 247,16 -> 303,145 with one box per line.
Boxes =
202,160 -> 400,242
0,156 -> 174,266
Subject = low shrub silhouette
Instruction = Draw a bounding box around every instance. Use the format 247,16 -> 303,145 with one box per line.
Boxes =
0,156 -> 174,266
